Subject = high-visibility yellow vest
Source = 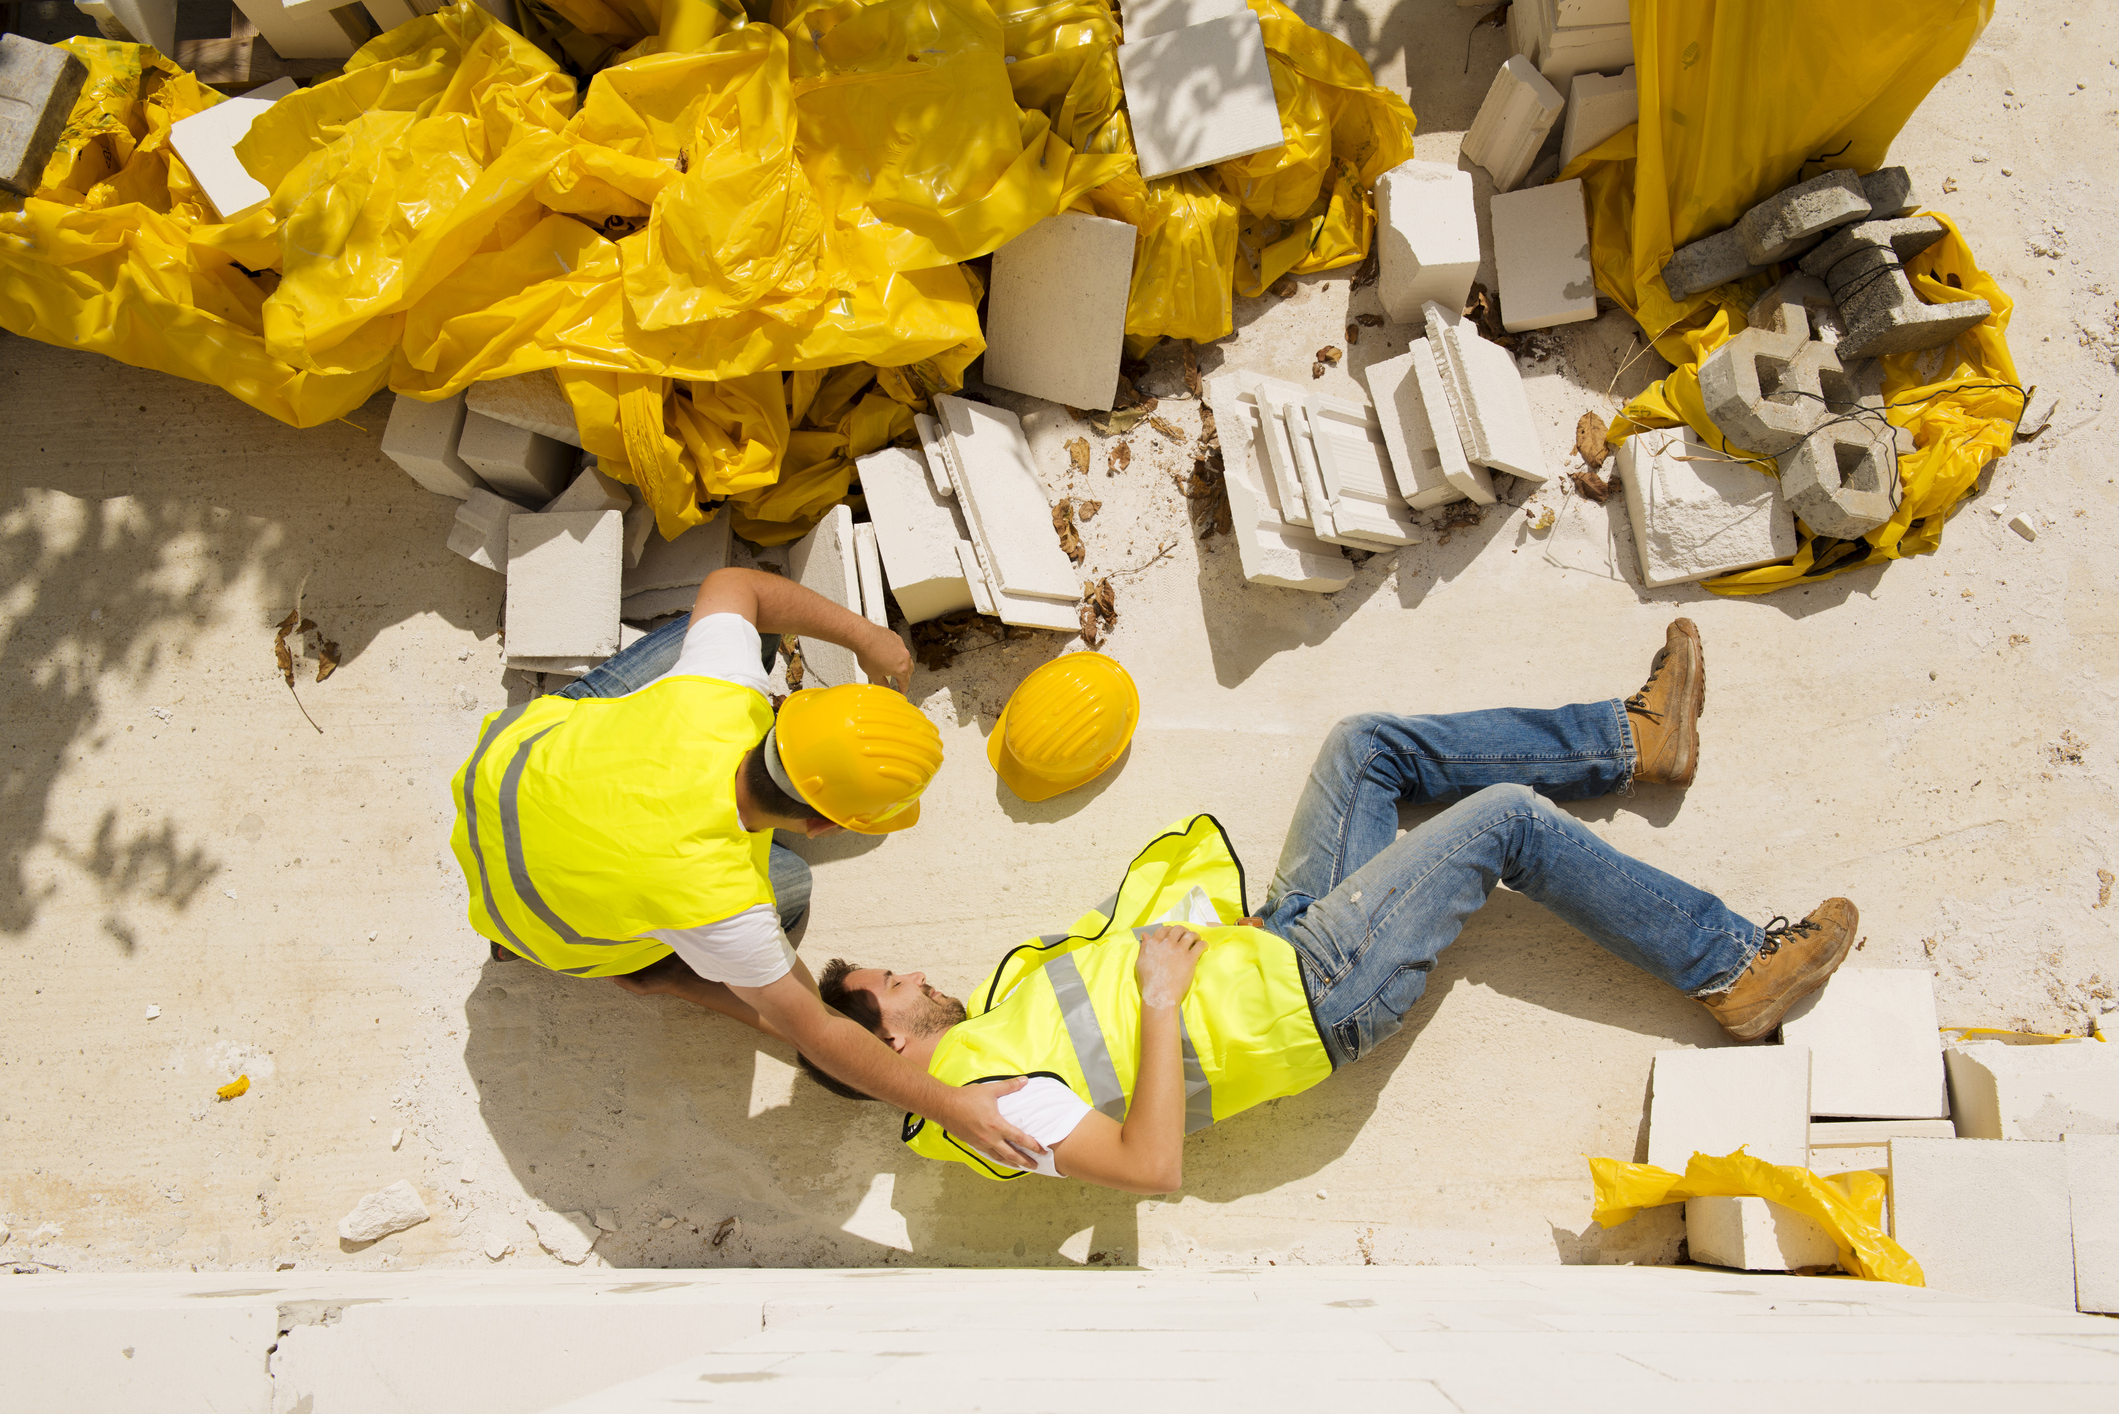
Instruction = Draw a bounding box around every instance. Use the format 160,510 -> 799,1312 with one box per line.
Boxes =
448,677 -> 776,977
903,814 -> 1331,1178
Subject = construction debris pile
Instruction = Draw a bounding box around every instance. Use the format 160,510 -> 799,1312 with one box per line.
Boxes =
1598,969 -> 2116,1315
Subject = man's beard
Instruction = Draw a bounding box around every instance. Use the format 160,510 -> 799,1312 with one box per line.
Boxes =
904,984 -> 967,1039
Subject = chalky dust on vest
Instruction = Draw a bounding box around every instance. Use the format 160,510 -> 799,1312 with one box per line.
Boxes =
905,815 -> 1332,1178
450,677 -> 775,977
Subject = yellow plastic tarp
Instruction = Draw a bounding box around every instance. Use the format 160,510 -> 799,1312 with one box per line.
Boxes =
1564,0 -> 2019,594
1589,1149 -> 1924,1286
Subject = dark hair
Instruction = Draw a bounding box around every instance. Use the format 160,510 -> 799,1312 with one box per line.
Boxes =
741,743 -> 831,829
796,958 -> 884,1103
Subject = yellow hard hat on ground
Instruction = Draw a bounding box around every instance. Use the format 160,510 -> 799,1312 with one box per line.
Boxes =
988,653 -> 1139,802
772,684 -> 943,834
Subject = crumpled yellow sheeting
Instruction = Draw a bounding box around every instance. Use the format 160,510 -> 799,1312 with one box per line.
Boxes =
1565,0 -> 2018,595
1589,1150 -> 1924,1286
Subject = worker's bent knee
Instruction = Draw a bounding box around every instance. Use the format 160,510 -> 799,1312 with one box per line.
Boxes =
769,845 -> 813,932
1321,712 -> 1395,763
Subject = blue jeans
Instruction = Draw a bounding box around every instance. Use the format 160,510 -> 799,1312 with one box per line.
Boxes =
553,613 -> 809,933
1260,706 -> 1764,1069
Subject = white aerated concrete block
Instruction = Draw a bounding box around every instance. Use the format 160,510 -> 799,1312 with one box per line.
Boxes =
1305,393 -> 1419,547
1116,10 -> 1285,181
505,511 -> 621,664
1204,374 -> 1355,593
1889,1137 -> 2076,1310
1945,1040 -> 2119,1141
2068,1133 -> 2119,1313
105,0 -> 177,61
856,446 -> 976,624
382,391 -> 488,499
1533,0 -> 1633,94
853,522 -> 889,629
958,541 -> 998,616
445,487 -> 525,573
466,369 -> 584,448
1685,1196 -> 1839,1272
1779,969 -> 1949,1119
1647,1046 -> 1811,1173
1122,0 -> 1242,40
1554,0 -> 1627,24
458,412 -> 574,503
1491,178 -> 1597,331
1615,426 -> 1796,587
933,395 -> 1076,602
1461,55 -> 1563,194
1411,337 -> 1493,504
542,464 -> 631,516
621,502 -> 655,570
1808,1117 -> 1955,1175
230,0 -> 356,60
984,214 -> 1137,411
1423,301 -> 1548,483
624,513 -> 731,603
787,505 -> 866,687
1365,349 -> 1464,511
1559,65 -> 1636,170
1375,161 -> 1480,325
166,77 -> 297,222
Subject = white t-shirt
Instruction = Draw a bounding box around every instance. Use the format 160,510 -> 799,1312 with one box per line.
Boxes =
636,612 -> 791,990
988,1077 -> 1095,1177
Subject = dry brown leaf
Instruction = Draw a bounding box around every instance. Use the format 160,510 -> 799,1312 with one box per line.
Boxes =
1113,375 -> 1145,409
1052,499 -> 1085,564
1316,345 -> 1343,365
1941,176 -> 1958,194
1064,437 -> 1090,477
1356,313 -> 1384,328
315,638 -> 341,683
1575,412 -> 1609,470
784,637 -> 806,690
1462,282 -> 1519,351
1196,404 -> 1219,452
1110,442 -> 1131,472
1077,499 -> 1102,522
1311,361 -> 1326,380
1078,599 -> 1102,648
1147,415 -> 1183,441
1270,276 -> 1298,298
1349,245 -> 1379,292
1569,469 -> 1611,503
710,1216 -> 737,1248
1091,398 -> 1156,436
273,610 -> 297,688
1181,341 -> 1202,397
1345,322 -> 1360,345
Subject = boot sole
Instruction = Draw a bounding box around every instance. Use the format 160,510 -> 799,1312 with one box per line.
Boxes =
1720,902 -> 1860,1042
1660,619 -> 1705,787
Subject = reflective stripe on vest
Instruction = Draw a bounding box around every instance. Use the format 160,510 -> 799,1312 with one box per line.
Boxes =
1045,952 -> 1127,1121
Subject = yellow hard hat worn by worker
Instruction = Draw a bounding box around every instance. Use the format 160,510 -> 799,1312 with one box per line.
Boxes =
988,653 -> 1139,802
773,683 -> 944,834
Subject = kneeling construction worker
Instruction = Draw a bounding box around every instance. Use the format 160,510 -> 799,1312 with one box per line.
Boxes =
450,562 -> 1046,1167
798,620 -> 1860,1190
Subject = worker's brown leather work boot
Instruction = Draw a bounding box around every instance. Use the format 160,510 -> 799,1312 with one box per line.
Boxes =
1627,618 -> 1705,786
1700,899 -> 1860,1042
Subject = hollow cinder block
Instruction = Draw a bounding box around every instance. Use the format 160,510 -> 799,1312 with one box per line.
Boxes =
1778,419 -> 1902,540
1737,168 -> 1871,266
1745,273 -> 1843,345
1698,325 -> 1821,457
1800,216 -> 1992,360
1661,227 -> 1767,301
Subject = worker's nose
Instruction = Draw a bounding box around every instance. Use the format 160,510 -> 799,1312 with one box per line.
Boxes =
906,972 -> 926,989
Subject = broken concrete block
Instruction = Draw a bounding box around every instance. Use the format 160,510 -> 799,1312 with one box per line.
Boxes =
102,0 -> 178,56
1423,301 -> 1548,483
1491,179 -> 1597,331
932,395 -> 1077,602
855,446 -> 976,624
541,464 -> 631,517
2068,1133 -> 2119,1313
1249,380 -> 1318,529
1365,349 -> 1467,512
1279,399 -> 1340,541
465,369 -> 584,449
1534,13 -> 1633,93
1779,969 -> 1949,1119
1808,1117 -> 1956,1175
1305,393 -> 1419,547
0,35 -> 88,197
1558,65 -> 1635,171
1888,1137 -> 2075,1309
1116,11 -> 1285,181
1121,0 -> 1245,42
526,1208 -> 597,1264
1461,54 -> 1563,194
166,76 -> 297,221
1744,272 -> 1843,345
382,391 -> 489,500
786,505 -> 866,686
1944,1039 -> 2119,1141
504,511 -> 622,664
1799,217 -> 1992,360
1859,166 -> 1917,219
445,487 -> 527,573
1407,339 -> 1494,506
457,411 -> 574,503
1700,329 -> 1871,458
1205,374 -> 1356,592
853,522 -> 889,629
624,513 -> 731,601
1736,168 -> 1871,266
1614,425 -> 1795,587
2009,512 -> 2038,542
1553,0 -> 1629,30
1647,1045 -> 1811,1173
335,1180 -> 429,1244
621,502 -> 655,569
1662,227 -> 1767,301
2016,385 -> 2059,440
592,1208 -> 618,1233
1374,160 -> 1480,324
1685,1196 -> 1839,1272
984,213 -> 1137,411
1779,419 -> 1901,540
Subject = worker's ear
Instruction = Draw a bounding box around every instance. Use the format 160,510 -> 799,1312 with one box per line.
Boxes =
801,818 -> 843,839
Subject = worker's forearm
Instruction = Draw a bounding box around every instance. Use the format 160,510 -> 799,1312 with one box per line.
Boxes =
672,975 -> 788,1044
795,1009 -> 969,1120
698,567 -> 892,661
1118,1005 -> 1185,1186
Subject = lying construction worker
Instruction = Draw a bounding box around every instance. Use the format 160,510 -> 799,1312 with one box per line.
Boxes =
450,563 -> 1047,1169
798,620 -> 1860,1191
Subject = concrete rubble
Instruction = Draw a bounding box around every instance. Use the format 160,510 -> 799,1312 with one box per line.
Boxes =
1461,54 -> 1563,194
165,76 -> 298,222
1558,65 -> 1635,171
1490,178 -> 1597,331
465,369 -> 585,449
983,213 -> 1138,411
787,505 -> 868,687
1684,1195 -> 1838,1273
922,397 -> 1081,630
456,411 -> 575,503
1375,160 -> 1480,324
1614,425 -> 1796,587
1646,1046 -> 1811,1173
526,1209 -> 598,1265
444,487 -> 526,574
383,392 -> 489,500
623,514 -> 731,621
1203,373 -> 1357,593
1366,347 -> 1474,512
1512,0 -> 1632,94
335,1181 -> 430,1244
0,34 -> 88,197
1661,166 -> 1920,301
1423,301 -> 1550,484
1115,9 -> 1285,181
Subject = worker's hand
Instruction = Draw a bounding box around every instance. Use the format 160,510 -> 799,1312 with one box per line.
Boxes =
857,630 -> 915,694
944,1076 -> 1046,1169
1135,924 -> 1205,1009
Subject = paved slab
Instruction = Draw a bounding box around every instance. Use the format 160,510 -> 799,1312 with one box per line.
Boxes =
1116,11 -> 1285,181
1889,1137 -> 2076,1310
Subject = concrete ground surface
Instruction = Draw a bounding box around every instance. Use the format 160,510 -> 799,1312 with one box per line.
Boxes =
4,1266 -> 2115,1413
3,1 -> 2116,1287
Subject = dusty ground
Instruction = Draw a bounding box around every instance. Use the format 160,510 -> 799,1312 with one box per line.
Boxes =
3,1 -> 2115,1277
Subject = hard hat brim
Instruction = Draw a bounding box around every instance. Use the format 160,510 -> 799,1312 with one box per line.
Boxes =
837,797 -> 922,835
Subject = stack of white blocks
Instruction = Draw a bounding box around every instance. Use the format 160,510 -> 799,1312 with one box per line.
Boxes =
1489,178 -> 1596,331
1114,8 -> 1285,181
166,77 -> 298,223
1203,374 -> 1354,594
1461,55 -> 1563,194
918,396 -> 1081,631
1510,0 -> 1633,95
1614,425 -> 1798,587
1374,160 -> 1480,326
786,504 -> 879,688
622,515 -> 732,621
982,213 -> 1138,412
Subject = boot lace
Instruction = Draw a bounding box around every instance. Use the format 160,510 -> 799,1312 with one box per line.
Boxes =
1757,915 -> 1819,957
1625,652 -> 1666,723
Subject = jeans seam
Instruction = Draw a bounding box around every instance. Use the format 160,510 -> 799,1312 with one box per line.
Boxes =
1612,697 -> 1637,795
